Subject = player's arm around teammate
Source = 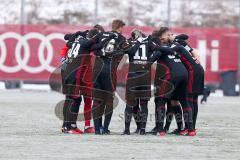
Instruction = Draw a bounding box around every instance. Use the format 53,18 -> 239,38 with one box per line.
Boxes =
171,38 -> 204,134
123,29 -> 156,135
163,30 -> 204,136
61,29 -> 100,134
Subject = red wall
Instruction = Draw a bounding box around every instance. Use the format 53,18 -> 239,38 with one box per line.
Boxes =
0,25 -> 239,84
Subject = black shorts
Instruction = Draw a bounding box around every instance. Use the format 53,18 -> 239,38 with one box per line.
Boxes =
92,66 -> 115,102
61,56 -> 92,97
154,74 -> 188,101
171,76 -> 188,100
62,57 -> 92,97
126,71 -> 151,102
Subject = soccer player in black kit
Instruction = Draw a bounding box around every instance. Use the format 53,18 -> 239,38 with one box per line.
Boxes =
123,29 -> 175,135
91,20 -> 126,134
123,29 -> 153,135
175,33 -> 204,134
149,29 -> 195,136
60,27 -> 106,134
161,28 -> 204,135
61,28 -> 100,134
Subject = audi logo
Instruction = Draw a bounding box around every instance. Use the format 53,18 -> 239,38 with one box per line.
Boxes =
0,32 -> 65,73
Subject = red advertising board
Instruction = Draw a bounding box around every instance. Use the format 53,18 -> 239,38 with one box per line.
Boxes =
0,25 -> 239,84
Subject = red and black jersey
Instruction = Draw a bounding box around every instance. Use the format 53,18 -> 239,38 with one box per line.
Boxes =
149,41 -> 188,98
171,43 -> 204,94
61,31 -> 95,96
60,30 -> 90,59
66,35 -> 95,59
151,48 -> 188,80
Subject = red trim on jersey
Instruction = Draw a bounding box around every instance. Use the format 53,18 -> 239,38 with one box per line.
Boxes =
179,55 -> 194,93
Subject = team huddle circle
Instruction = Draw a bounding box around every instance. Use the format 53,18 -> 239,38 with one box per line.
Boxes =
55,20 -> 204,136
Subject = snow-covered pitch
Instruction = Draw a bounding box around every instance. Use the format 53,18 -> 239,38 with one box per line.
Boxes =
0,89 -> 239,160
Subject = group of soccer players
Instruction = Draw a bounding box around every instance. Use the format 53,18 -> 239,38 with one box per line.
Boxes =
59,19 -> 204,136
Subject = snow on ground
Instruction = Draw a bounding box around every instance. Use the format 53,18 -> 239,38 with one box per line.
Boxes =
0,89 -> 239,160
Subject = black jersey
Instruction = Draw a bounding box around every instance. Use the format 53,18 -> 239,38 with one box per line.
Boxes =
92,31 -> 126,92
171,43 -> 196,68
171,43 -> 204,94
127,36 -> 156,72
125,37 -> 154,102
65,30 -> 88,42
66,35 -> 95,60
92,31 -> 125,72
149,42 -> 189,99
62,35 -> 94,96
173,34 -> 193,53
93,31 -> 125,58
150,44 -> 187,79
162,54 -> 186,79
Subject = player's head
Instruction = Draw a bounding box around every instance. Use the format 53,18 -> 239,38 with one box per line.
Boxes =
151,30 -> 161,44
112,19 -> 125,33
86,28 -> 99,39
93,24 -> 105,32
152,30 -> 160,37
158,27 -> 174,44
64,34 -> 72,41
131,29 -> 145,40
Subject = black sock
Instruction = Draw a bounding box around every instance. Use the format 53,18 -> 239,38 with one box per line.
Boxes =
155,98 -> 166,132
193,95 -> 199,130
104,112 -> 112,130
62,98 -> 68,128
139,99 -> 148,129
64,96 -> 81,130
154,104 -> 159,130
92,100 -> 104,131
164,102 -> 174,131
174,104 -> 183,130
104,102 -> 113,130
180,99 -> 193,131
99,117 -> 103,128
132,104 -> 140,130
125,105 -> 133,130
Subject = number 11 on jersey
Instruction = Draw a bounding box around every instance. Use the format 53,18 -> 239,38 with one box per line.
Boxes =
134,44 -> 147,60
